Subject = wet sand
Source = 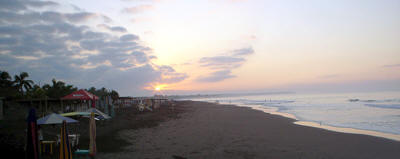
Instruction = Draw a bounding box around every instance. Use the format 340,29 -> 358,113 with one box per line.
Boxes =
97,101 -> 400,159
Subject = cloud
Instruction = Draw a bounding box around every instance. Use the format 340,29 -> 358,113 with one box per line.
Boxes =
383,64 -> 400,68
120,34 -> 139,41
0,11 -> 99,25
199,56 -> 245,69
196,70 -> 236,82
196,46 -> 254,82
64,12 -> 98,23
70,4 -> 84,12
101,15 -> 113,23
0,0 -> 58,11
0,0 -> 186,95
122,5 -> 153,14
97,24 -> 127,33
232,47 -> 254,56
157,65 -> 188,83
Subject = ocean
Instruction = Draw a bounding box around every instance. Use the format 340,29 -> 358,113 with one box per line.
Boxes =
186,91 -> 400,141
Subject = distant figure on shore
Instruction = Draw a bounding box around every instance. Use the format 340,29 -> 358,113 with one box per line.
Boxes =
38,125 -> 43,154
38,125 -> 43,142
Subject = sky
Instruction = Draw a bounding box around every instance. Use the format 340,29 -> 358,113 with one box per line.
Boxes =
0,0 -> 399,96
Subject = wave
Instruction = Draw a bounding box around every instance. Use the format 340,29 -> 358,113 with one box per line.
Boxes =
349,98 -> 400,103
223,99 -> 295,106
243,100 -> 295,106
364,104 -> 400,109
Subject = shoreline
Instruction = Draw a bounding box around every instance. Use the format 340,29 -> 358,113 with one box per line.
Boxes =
98,101 -> 400,159
222,102 -> 400,142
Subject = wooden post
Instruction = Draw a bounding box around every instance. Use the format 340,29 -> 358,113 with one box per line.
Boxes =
0,98 -> 4,120
61,99 -> 63,113
39,99 -> 42,116
45,97 -> 48,113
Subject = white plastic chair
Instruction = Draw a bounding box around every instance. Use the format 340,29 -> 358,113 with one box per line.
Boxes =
138,103 -> 145,111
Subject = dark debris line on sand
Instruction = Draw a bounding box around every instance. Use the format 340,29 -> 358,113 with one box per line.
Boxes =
172,155 -> 188,159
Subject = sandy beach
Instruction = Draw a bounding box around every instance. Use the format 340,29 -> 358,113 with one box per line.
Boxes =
2,1 -> 400,159
96,101 -> 400,159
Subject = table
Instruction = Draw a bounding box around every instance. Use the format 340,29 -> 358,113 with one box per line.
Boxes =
69,134 -> 80,147
57,134 -> 80,147
41,140 -> 56,154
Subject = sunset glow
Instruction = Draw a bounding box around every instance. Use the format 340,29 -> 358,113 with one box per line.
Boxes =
1,1 -> 400,158
147,84 -> 168,92
0,0 -> 399,96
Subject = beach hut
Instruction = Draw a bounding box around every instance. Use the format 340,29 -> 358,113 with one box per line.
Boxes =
61,90 -> 99,112
26,108 -> 40,159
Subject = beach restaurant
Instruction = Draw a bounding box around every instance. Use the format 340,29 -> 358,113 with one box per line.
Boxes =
61,89 -> 99,112
36,90 -> 101,158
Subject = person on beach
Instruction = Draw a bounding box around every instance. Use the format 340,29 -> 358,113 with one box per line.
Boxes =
38,125 -> 43,142
38,125 -> 43,155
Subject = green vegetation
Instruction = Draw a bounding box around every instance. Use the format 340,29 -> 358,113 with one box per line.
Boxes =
0,70 -> 119,99
0,70 -> 122,158
87,87 -> 120,101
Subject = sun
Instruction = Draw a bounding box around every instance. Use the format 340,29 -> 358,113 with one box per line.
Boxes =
148,84 -> 168,92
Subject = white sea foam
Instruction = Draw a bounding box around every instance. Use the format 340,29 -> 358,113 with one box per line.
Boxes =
364,104 -> 400,109
188,91 -> 400,141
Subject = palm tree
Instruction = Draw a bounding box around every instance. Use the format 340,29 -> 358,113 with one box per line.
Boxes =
14,72 -> 34,94
27,84 -> 47,98
0,70 -> 19,97
110,90 -> 119,101
43,78 -> 77,98
0,70 -> 12,87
